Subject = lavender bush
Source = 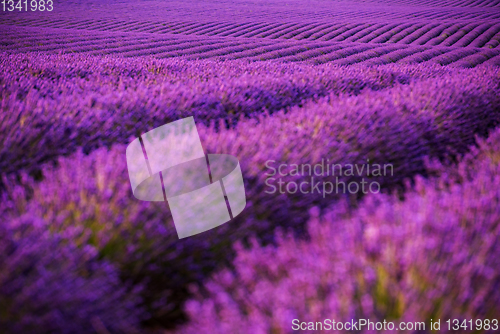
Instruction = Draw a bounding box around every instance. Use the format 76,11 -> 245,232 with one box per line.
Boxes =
0,214 -> 146,333
174,125 -> 500,334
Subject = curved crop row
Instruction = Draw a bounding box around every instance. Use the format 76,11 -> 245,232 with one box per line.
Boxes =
264,23 -> 312,40
226,23 -> 275,38
308,44 -> 376,64
481,52 -> 500,66
92,39 -> 199,56
332,45 -> 402,66
98,21 -> 143,32
328,23 -> 373,42
109,39 -> 213,57
279,44 -> 345,63
440,23 -> 480,46
147,41 -> 248,59
217,23 -> 267,37
451,48 -> 499,67
292,23 -> 335,40
429,47 -> 479,65
355,23 -> 400,43
411,23 -> 454,45
0,53 -> 416,176
342,23 -> 386,43
182,42 -> 274,60
315,24 -> 361,41
186,22 -> 230,35
426,23 -> 464,46
308,24 -> 346,40
469,23 -> 500,47
360,46 -> 427,65
453,23 -> 492,47
280,24 -> 324,40
88,20 -> 131,32
244,44 -> 324,61
399,23 -> 441,45
397,47 -> 450,63
146,22 -> 188,34
220,41 -> 295,59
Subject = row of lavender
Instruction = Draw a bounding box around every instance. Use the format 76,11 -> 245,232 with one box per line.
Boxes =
174,115 -> 500,334
1,58 -> 499,330
0,52 -> 421,177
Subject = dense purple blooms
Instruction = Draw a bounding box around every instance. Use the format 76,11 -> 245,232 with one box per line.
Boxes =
0,214 -> 146,333
0,52 -> 422,176
174,125 -> 500,334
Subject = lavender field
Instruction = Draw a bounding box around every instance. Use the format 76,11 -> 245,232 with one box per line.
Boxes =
1,0 -> 500,333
